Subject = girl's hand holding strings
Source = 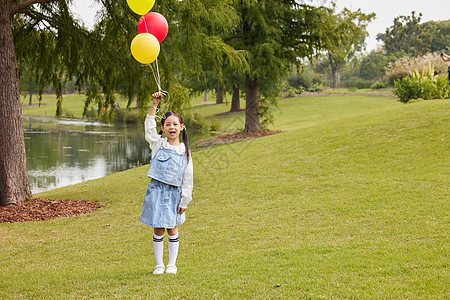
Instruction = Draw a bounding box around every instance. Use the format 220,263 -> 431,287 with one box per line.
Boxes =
152,92 -> 163,105
149,92 -> 163,116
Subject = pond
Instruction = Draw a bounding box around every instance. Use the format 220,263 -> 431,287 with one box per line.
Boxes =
23,116 -> 152,194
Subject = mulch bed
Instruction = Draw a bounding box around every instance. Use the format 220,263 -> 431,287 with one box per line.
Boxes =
196,130 -> 284,147
0,198 -> 101,223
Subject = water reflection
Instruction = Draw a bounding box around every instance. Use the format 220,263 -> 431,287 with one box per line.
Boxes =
23,117 -> 150,194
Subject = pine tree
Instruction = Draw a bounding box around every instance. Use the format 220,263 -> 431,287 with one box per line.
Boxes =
226,0 -> 327,132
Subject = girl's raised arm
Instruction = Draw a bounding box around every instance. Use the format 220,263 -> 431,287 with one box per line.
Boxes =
145,92 -> 163,151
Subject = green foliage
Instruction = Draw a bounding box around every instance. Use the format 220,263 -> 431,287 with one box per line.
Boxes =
342,77 -> 373,89
394,76 -> 428,103
393,68 -> 450,103
296,86 -> 305,94
209,120 -> 222,132
287,87 -> 297,97
287,66 -> 324,90
308,84 -> 325,92
426,20 -> 450,53
378,12 -> 450,56
183,113 -> 210,135
219,1 -> 334,130
359,50 -> 396,81
11,0 -> 246,119
371,82 -> 386,89
110,109 -> 139,125
433,76 -> 450,99
258,95 -> 278,130
228,1 -> 327,91
317,7 -> 375,88
287,74 -> 304,89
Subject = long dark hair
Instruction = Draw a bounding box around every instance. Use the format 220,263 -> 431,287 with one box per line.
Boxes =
159,111 -> 191,163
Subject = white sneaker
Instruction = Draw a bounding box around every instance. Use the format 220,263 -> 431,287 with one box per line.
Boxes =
165,265 -> 177,274
153,265 -> 165,275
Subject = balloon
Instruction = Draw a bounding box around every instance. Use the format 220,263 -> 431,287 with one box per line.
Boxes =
126,0 -> 155,15
130,33 -> 160,64
138,12 -> 169,43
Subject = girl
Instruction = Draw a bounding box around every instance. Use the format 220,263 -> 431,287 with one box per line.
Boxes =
140,92 -> 193,275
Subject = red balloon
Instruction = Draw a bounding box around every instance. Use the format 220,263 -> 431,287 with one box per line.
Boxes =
138,12 -> 168,43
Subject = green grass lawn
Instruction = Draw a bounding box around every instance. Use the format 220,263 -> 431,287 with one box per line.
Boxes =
4,95 -> 449,298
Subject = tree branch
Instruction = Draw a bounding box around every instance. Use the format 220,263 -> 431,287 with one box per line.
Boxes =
11,0 -> 57,15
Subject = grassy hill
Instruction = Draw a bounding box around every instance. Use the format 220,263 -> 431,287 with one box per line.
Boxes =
3,96 -> 449,298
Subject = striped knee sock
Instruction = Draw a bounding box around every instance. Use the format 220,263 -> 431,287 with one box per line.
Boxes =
168,233 -> 179,267
153,233 -> 164,266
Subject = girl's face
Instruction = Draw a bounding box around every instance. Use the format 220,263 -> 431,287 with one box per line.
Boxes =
161,115 -> 183,144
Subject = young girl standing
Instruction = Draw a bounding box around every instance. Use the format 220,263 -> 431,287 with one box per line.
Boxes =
140,92 -> 193,275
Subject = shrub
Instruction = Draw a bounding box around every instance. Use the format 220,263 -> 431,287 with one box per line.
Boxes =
112,108 -> 126,124
433,76 -> 450,100
124,112 -> 138,125
287,68 -> 314,89
393,71 -> 449,103
183,113 -> 209,135
209,120 -> 221,132
84,108 -> 97,119
342,77 -> 373,89
371,82 -> 386,89
348,87 -> 358,93
308,84 -> 324,92
286,87 -> 297,97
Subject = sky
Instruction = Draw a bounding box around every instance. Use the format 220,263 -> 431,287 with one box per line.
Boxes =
70,0 -> 450,52
334,0 -> 450,51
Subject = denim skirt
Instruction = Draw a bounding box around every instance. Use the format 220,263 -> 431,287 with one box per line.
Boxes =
140,179 -> 185,229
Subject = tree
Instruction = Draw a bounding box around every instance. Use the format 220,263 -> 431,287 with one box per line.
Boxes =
426,20 -> 450,53
224,0 -> 327,132
18,64 -> 36,105
377,11 -> 433,57
359,50 -> 391,81
319,8 -> 375,88
1,0 -> 244,206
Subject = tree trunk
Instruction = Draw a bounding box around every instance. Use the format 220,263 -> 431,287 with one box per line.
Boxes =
29,88 -> 33,106
328,53 -> 341,89
331,65 -> 340,89
0,4 -> 32,206
203,90 -> 208,102
230,85 -> 240,112
136,95 -> 141,109
215,87 -> 224,104
244,75 -> 260,132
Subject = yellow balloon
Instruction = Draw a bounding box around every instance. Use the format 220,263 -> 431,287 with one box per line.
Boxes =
126,0 -> 155,15
130,33 -> 160,64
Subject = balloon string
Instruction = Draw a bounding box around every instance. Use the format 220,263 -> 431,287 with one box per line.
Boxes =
148,59 -> 170,122
139,16 -> 169,122
148,61 -> 161,92
143,15 -> 149,33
